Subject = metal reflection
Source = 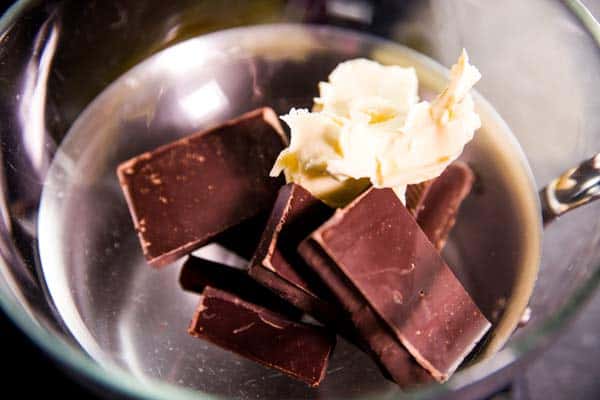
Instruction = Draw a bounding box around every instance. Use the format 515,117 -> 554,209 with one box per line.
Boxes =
18,17 -> 59,181
177,80 -> 229,124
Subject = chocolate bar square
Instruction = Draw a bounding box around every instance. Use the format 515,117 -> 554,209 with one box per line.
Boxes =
309,188 -> 490,381
299,239 -> 433,387
188,286 -> 335,387
117,108 -> 287,266
248,184 -> 341,323
405,162 -> 474,249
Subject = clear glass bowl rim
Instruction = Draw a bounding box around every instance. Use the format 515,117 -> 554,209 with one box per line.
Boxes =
0,1 -> 599,399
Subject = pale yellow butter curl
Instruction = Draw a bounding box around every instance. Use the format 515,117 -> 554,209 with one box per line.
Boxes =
271,50 -> 481,208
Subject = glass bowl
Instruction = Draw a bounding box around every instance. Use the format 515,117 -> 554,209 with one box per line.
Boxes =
1,1 -> 599,399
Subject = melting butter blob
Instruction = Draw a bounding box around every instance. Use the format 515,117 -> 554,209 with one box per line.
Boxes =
271,50 -> 481,208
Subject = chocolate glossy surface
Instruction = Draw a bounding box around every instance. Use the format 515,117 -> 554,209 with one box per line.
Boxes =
188,287 -> 335,387
299,239 -> 433,387
117,108 -> 286,266
312,188 -> 491,381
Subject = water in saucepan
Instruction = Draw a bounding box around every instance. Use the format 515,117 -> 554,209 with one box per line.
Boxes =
38,24 -> 541,399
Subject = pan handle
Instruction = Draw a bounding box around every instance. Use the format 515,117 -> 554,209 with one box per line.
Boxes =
540,153 -> 600,225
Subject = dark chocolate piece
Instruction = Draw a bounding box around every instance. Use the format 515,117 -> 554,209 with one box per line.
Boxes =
299,240 -> 433,387
248,264 -> 333,321
250,183 -> 335,296
405,181 -> 433,216
117,108 -> 287,267
248,184 -> 340,323
405,162 -> 474,249
179,257 -> 301,318
415,162 -> 474,250
214,212 -> 269,260
188,286 -> 335,387
250,246 -> 365,353
310,188 -> 491,381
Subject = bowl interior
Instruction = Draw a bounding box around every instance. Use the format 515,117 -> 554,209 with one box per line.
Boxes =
37,24 -> 540,399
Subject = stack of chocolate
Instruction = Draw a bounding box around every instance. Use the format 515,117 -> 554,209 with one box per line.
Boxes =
118,107 -> 491,388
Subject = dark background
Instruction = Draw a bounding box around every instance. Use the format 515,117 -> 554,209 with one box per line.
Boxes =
1,310 -> 104,398
1,1 -> 599,399
2,279 -> 599,399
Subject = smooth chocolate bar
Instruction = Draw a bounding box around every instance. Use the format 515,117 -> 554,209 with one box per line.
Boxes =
188,286 -> 336,387
405,162 -> 474,249
309,188 -> 490,381
414,162 -> 474,250
179,257 -> 301,318
117,108 -> 287,267
248,184 -> 340,323
299,240 -> 433,387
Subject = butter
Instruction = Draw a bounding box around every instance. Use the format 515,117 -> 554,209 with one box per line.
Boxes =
271,50 -> 481,208
315,58 -> 419,120
270,109 -> 371,207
